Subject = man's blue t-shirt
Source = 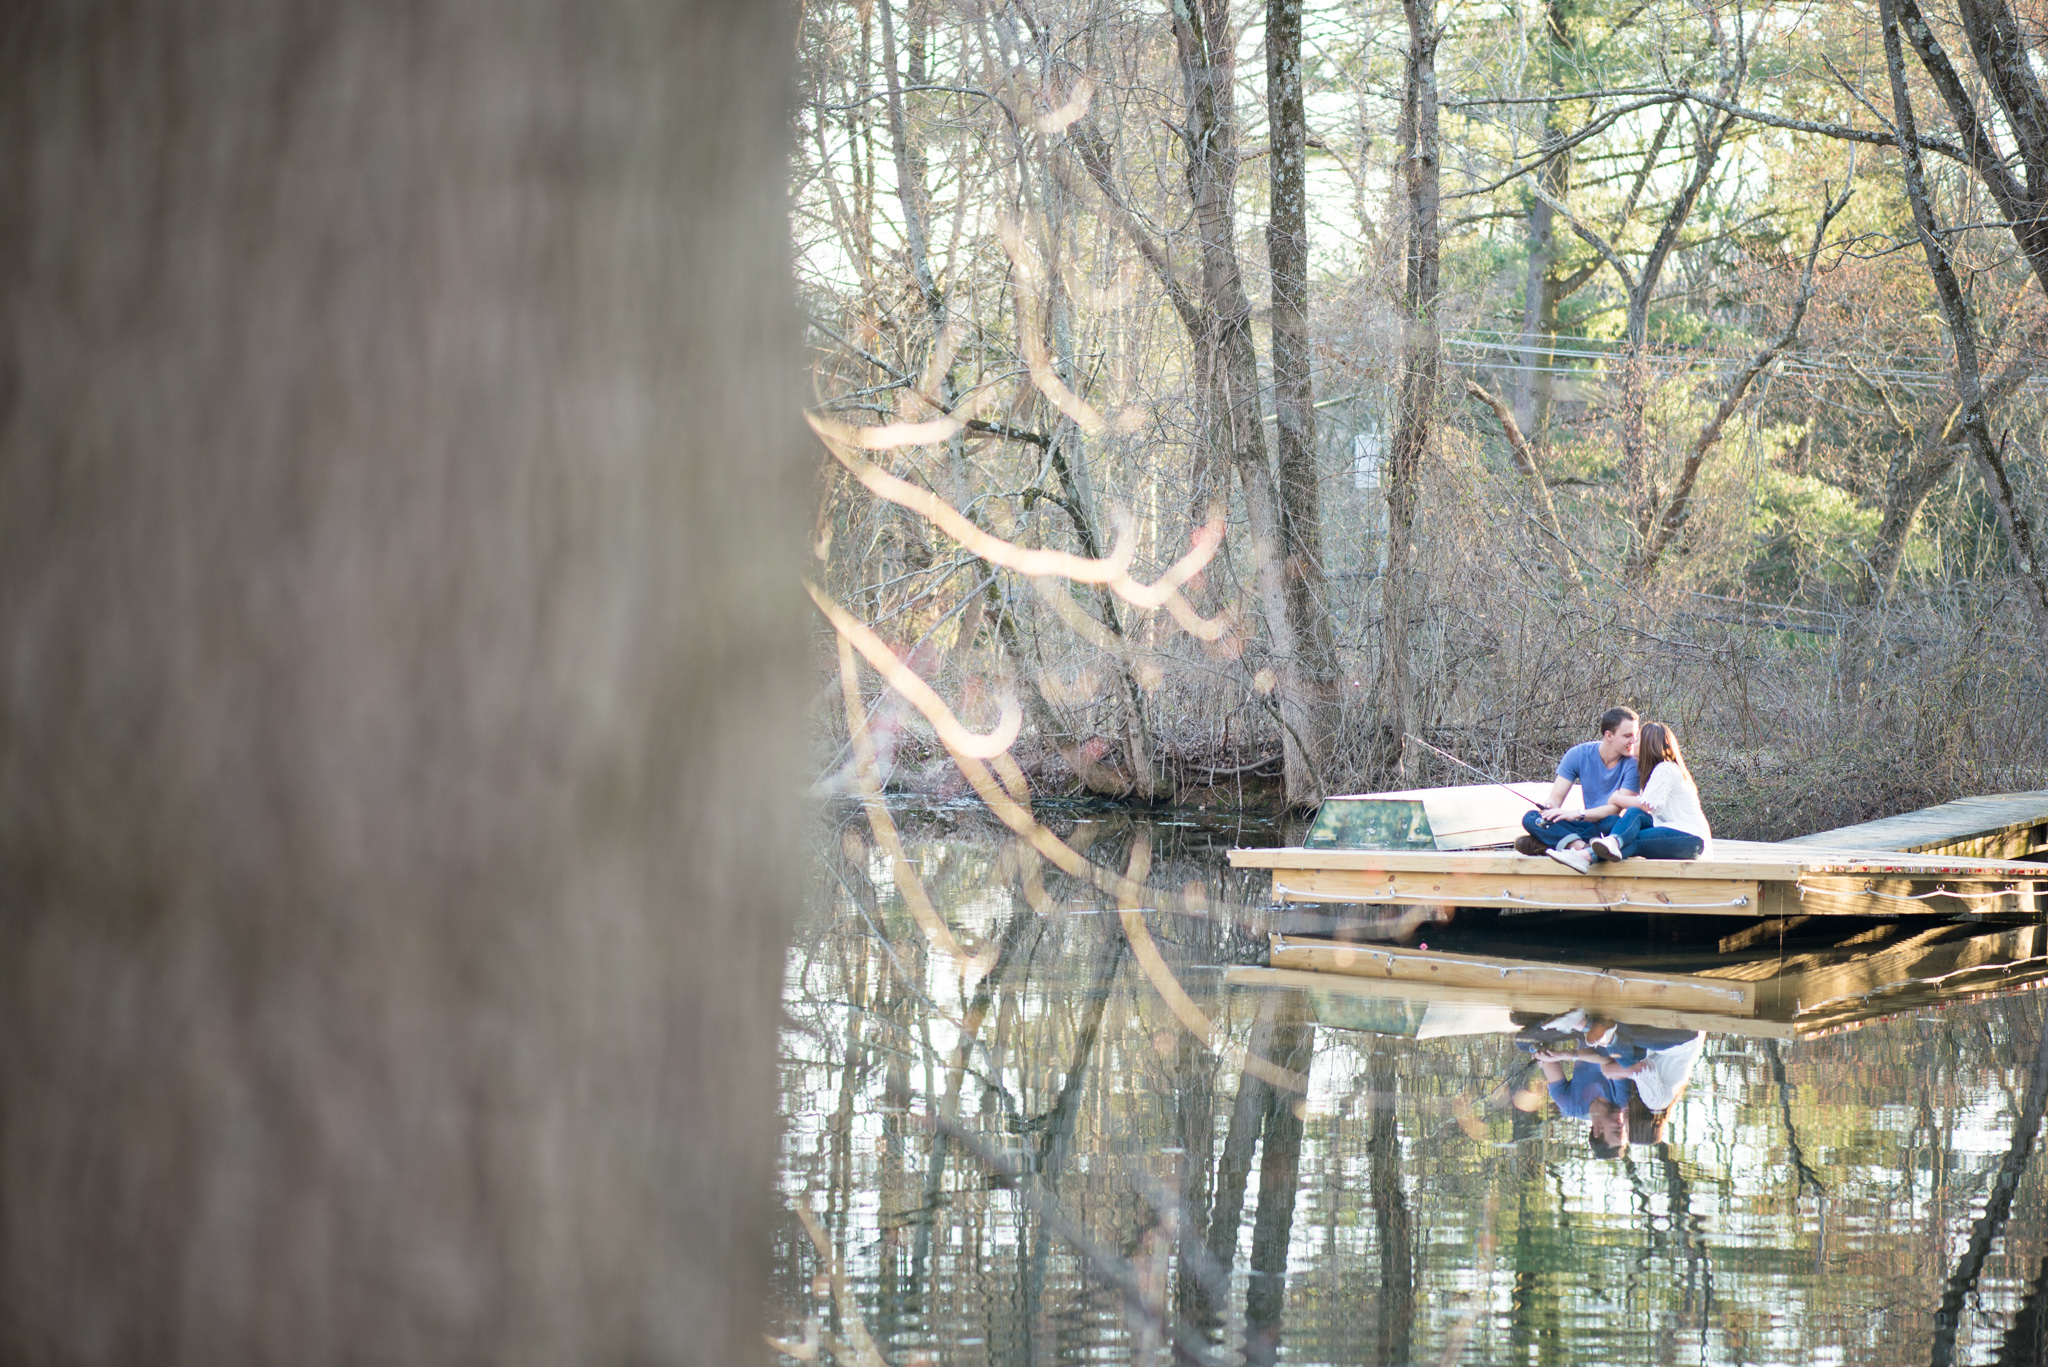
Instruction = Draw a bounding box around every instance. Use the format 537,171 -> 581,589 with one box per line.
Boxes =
1548,1063 -> 1633,1118
1557,740 -> 1639,810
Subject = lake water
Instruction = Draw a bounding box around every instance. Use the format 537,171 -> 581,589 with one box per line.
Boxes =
774,802 -> 2048,1367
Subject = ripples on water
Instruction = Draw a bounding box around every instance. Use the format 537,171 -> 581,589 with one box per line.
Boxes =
775,803 -> 2048,1367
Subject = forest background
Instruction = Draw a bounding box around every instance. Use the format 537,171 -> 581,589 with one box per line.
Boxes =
799,0 -> 2048,838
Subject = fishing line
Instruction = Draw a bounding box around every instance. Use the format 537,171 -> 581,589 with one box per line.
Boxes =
1404,733 -> 1545,808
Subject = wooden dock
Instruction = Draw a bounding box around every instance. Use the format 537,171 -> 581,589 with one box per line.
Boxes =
1226,792 -> 2048,1038
1228,838 -> 2048,919
1786,790 -> 2048,861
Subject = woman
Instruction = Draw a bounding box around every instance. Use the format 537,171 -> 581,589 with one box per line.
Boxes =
1591,721 -> 1710,861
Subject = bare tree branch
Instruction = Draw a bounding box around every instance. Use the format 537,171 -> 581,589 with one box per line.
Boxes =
1462,378 -> 1590,603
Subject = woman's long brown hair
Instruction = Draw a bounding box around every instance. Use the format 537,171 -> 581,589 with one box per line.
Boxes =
1638,721 -> 1690,781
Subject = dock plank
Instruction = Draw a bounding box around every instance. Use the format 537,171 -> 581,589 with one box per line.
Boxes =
1267,864 -> 1761,913
1230,839 -> 2048,880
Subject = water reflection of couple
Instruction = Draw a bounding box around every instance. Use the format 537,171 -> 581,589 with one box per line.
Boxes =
1516,707 -> 1713,873
1532,1017 -> 1705,1157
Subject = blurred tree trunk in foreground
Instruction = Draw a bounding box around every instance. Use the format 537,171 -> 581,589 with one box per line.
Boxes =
0,3 -> 805,1363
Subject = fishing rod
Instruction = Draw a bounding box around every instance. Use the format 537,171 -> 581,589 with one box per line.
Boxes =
1403,733 -> 1545,809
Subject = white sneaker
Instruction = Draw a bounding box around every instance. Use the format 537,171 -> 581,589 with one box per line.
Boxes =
1546,844 -> 1593,874
1590,834 -> 1624,862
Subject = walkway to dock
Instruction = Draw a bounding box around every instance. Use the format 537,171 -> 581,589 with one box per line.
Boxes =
1786,790 -> 2048,860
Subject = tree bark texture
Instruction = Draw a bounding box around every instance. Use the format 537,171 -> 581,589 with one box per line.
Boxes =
1266,0 -> 1339,790
1895,0 -> 2048,299
0,5 -> 808,1363
1384,0 -> 1440,779
1171,0 -> 1324,805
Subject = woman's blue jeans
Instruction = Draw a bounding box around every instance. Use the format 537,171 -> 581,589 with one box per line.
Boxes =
1609,808 -> 1704,860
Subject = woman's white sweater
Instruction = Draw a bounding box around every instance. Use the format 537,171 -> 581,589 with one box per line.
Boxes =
1639,760 -> 1712,846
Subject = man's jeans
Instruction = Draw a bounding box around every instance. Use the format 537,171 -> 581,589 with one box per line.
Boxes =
1608,807 -> 1705,860
1521,808 -> 1614,850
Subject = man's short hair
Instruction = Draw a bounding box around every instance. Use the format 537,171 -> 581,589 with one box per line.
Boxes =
1599,706 -> 1639,735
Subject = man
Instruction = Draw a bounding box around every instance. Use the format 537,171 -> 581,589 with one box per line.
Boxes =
1534,1046 -> 1632,1159
1517,707 -> 1640,872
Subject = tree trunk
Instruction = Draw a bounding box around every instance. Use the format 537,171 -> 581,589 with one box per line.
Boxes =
1881,0 -> 2048,648
1514,0 -> 1574,438
1384,0 -> 1441,779
1172,0 -> 1326,805
1267,0 -> 1339,795
0,5 -> 807,1362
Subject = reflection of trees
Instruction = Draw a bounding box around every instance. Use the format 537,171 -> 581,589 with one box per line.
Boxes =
781,813 -> 2048,1365
1244,1000 -> 1315,1366
1368,1045 -> 1415,1367
1769,1039 -> 1830,1198
1657,1147 -> 1716,1354
1507,1122 -> 1560,1367
1194,995 -> 1278,1330
1930,1012 -> 2048,1367
1023,931 -> 1126,1367
910,909 -> 1038,1306
1997,1254 -> 2048,1366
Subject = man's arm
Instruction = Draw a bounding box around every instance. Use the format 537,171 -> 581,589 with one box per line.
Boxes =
1538,773 -> 1575,822
1580,787 -> 1635,821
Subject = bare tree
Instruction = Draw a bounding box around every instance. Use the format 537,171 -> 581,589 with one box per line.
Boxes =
1512,0 -> 1601,442
1384,0 -> 1442,776
1267,0 -> 1341,793
0,4 -> 808,1361
1879,0 -> 2048,645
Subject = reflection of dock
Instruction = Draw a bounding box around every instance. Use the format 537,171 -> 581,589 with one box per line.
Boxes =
1229,914 -> 2048,1039
1227,839 -> 2048,918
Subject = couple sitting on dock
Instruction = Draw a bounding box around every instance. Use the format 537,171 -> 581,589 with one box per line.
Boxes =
1514,707 -> 1712,873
